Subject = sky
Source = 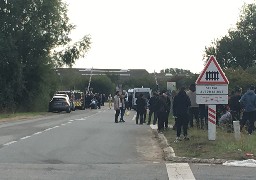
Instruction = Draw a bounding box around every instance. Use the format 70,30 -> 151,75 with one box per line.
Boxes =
63,0 -> 254,74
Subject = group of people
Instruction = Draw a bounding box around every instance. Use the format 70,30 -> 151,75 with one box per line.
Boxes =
111,87 -> 192,142
85,93 -> 106,109
222,84 -> 256,135
111,83 -> 256,143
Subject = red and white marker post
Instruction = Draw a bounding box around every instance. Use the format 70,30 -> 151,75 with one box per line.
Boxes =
208,105 -> 216,140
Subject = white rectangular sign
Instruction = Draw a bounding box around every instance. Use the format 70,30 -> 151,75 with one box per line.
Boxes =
167,82 -> 176,92
196,95 -> 228,104
196,85 -> 228,95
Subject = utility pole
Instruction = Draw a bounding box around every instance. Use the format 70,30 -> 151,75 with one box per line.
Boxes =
87,67 -> 93,94
154,70 -> 159,93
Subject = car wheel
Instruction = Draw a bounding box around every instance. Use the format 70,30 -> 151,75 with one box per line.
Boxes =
66,108 -> 71,113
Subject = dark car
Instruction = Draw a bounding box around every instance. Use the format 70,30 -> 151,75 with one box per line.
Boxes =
48,96 -> 71,113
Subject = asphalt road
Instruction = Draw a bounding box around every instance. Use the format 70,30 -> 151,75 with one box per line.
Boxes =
0,107 -> 168,180
0,107 -> 255,180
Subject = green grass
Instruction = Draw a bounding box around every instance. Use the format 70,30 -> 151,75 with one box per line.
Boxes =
0,112 -> 47,120
164,115 -> 256,160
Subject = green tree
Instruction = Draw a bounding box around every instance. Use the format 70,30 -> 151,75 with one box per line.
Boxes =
204,2 -> 256,69
0,0 -> 91,111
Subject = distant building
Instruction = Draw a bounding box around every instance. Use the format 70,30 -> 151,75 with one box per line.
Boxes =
56,68 -> 150,81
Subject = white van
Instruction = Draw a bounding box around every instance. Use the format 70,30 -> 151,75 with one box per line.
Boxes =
132,87 -> 152,109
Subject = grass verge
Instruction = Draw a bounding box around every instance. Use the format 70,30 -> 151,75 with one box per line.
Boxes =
0,112 -> 48,122
164,116 -> 256,160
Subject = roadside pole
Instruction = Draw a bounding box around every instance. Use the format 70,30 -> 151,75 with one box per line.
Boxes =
208,105 -> 216,140
196,56 -> 229,140
87,67 -> 93,94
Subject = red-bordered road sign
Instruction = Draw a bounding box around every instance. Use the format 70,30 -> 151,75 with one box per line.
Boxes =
196,56 -> 229,85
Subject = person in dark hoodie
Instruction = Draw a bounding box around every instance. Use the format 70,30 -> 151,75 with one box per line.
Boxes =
136,93 -> 147,124
173,87 -> 191,142
156,90 -> 168,133
240,85 -> 256,135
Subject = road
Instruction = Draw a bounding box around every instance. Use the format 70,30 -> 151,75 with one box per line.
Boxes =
0,106 -> 255,179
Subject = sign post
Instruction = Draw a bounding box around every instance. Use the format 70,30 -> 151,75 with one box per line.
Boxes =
196,56 -> 229,140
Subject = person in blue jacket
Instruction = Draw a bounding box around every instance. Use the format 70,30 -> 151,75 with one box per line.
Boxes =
240,85 -> 256,135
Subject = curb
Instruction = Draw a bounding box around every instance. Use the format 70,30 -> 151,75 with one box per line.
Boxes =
152,129 -> 227,164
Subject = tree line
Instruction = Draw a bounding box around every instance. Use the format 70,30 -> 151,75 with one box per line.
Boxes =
204,2 -> 256,92
0,0 -> 90,112
1,1 -> 256,112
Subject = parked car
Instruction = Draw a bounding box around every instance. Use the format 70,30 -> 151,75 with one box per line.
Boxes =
54,93 -> 75,111
48,96 -> 71,113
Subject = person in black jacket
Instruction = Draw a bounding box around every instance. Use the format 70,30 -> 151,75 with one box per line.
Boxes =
173,87 -> 191,142
136,94 -> 147,124
156,90 -> 168,133
147,92 -> 158,125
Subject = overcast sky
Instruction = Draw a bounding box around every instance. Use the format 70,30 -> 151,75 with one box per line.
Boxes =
63,0 -> 254,73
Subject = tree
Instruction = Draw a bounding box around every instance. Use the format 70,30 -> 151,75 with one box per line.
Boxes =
0,0 -> 91,111
204,2 -> 256,70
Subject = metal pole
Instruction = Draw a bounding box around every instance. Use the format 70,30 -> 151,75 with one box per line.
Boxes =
154,70 -> 159,92
87,67 -> 93,93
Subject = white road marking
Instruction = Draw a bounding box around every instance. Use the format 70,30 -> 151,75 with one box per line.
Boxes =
75,118 -> 86,121
20,136 -> 31,140
2,112 -> 103,147
33,132 -> 42,135
44,128 -> 53,131
4,141 -> 17,146
166,163 -> 195,180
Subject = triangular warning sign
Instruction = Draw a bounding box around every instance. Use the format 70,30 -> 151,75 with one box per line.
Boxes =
196,56 -> 229,85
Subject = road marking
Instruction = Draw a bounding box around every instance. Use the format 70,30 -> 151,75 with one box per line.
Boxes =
20,136 -> 31,140
33,132 -> 42,135
4,141 -> 17,146
75,118 -> 86,121
44,128 -> 53,131
166,163 -> 195,180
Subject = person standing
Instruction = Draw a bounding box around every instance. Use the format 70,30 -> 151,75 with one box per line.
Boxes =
108,94 -> 113,109
113,91 -> 121,123
156,90 -> 168,133
147,92 -> 158,125
164,93 -> 171,129
187,83 -> 199,128
173,87 -> 191,141
136,94 -> 147,124
240,85 -> 256,135
128,93 -> 133,110
119,94 -> 126,122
